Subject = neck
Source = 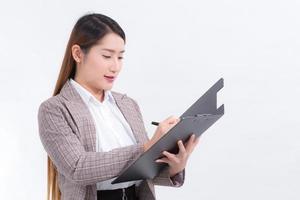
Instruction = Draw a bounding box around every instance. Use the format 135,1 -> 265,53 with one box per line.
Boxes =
74,77 -> 105,102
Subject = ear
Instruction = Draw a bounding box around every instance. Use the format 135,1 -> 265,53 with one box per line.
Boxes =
71,44 -> 84,63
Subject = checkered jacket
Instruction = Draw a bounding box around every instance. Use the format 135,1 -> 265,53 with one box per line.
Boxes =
38,80 -> 184,200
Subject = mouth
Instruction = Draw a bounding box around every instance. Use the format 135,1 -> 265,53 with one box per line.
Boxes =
104,75 -> 115,82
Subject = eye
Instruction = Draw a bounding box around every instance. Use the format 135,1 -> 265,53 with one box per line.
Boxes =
102,55 -> 111,59
118,56 -> 124,60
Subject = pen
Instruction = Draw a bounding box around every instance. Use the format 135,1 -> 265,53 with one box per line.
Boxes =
151,116 -> 183,126
151,121 -> 159,126
151,117 -> 182,126
151,114 -> 212,126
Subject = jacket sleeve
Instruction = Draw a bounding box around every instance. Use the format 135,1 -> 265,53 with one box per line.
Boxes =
38,101 -> 144,186
153,167 -> 185,187
131,99 -> 185,187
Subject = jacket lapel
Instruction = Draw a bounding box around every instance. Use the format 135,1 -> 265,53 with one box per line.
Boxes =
60,80 -> 97,152
112,92 -> 148,144
59,80 -> 147,152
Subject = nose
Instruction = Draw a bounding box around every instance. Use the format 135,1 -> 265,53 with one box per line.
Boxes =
109,57 -> 122,73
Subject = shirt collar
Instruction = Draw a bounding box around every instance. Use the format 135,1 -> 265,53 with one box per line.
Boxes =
69,78 -> 115,105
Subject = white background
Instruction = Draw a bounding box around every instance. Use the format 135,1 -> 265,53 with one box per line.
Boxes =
0,0 -> 299,199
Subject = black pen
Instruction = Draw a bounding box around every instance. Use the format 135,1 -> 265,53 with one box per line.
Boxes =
151,121 -> 159,126
151,117 -> 182,126
151,114 -> 210,126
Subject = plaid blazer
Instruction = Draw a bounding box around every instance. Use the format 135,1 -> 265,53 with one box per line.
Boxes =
38,80 -> 184,200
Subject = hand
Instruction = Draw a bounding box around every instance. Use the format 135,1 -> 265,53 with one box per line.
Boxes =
155,134 -> 200,177
144,116 -> 180,151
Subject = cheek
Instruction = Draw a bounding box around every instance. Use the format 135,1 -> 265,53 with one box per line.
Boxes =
87,57 -> 107,74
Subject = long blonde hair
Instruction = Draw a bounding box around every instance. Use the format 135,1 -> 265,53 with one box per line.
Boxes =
47,13 -> 126,200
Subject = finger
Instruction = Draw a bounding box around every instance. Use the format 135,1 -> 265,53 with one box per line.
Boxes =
185,134 -> 196,153
158,116 -> 179,133
163,151 -> 180,163
177,140 -> 187,156
194,136 -> 200,145
166,115 -> 180,124
186,134 -> 196,145
155,157 -> 170,164
191,136 -> 200,151
187,135 -> 200,154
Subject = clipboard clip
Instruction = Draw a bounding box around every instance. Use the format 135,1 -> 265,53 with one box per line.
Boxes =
180,113 -> 213,120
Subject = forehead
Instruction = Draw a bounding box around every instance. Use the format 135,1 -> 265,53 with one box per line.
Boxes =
95,32 -> 125,53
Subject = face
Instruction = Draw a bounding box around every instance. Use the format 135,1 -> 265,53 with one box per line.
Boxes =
73,32 -> 125,96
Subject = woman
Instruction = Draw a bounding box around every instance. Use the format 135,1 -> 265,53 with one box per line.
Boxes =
38,13 -> 199,200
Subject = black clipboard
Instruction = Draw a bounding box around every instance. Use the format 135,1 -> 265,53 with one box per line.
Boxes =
112,78 -> 225,184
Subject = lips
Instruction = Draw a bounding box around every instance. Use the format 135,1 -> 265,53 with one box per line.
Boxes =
104,75 -> 115,82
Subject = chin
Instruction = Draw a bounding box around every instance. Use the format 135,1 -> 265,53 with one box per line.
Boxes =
103,84 -> 114,91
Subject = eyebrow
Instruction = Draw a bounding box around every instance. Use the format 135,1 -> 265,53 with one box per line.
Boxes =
102,48 -> 125,53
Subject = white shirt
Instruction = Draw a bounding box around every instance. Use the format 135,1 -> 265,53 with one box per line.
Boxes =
70,79 -> 141,190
